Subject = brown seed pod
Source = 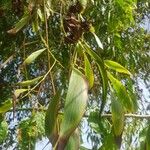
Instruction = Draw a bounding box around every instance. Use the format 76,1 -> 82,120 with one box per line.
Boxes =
12,0 -> 24,16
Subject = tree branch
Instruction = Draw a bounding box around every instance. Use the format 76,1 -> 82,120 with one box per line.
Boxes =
6,108 -> 150,119
101,114 -> 150,119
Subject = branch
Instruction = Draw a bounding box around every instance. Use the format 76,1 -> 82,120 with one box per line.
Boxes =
101,114 -> 150,119
6,108 -> 150,119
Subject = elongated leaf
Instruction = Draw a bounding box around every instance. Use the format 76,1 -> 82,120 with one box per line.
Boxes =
17,76 -> 43,87
57,69 -> 88,149
79,0 -> 87,8
84,54 -> 94,89
14,89 -> 28,98
83,42 -> 108,114
45,92 -> 60,145
111,98 -> 124,136
24,48 -> 46,65
104,60 -> 131,75
78,0 -> 87,13
146,126 -> 150,150
7,13 -> 30,34
107,72 -> 133,112
92,33 -> 103,49
32,16 -> 39,33
37,8 -> 44,22
0,99 -> 12,113
65,128 -> 80,150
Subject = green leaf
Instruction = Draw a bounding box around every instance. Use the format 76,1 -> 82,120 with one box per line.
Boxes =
17,76 -> 43,87
0,120 -> 8,143
23,48 -> 46,65
7,13 -> 30,34
104,60 -> 131,75
92,33 -> 103,49
65,128 -> 80,150
58,69 -> 88,148
0,99 -> 12,113
78,0 -> 87,13
83,42 -> 108,114
45,92 -> 60,145
37,8 -> 44,22
32,16 -> 39,33
146,126 -> 150,150
107,72 -> 133,112
111,98 -> 124,136
84,54 -> 94,89
14,89 -> 28,98
79,0 -> 87,8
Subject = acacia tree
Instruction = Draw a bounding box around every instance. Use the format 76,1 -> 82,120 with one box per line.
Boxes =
0,0 -> 150,149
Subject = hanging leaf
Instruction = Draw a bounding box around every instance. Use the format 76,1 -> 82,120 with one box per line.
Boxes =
45,92 -> 60,145
107,72 -> 133,112
7,13 -> 30,34
92,33 -> 103,49
111,98 -> 124,136
57,69 -> 88,149
65,128 -> 80,150
0,120 -> 8,143
84,54 -> 94,89
0,99 -> 12,113
104,60 -> 131,75
32,15 -> 39,33
146,125 -> 150,150
17,76 -> 43,87
23,48 -> 46,65
14,89 -> 28,98
37,8 -> 44,22
83,42 -> 108,114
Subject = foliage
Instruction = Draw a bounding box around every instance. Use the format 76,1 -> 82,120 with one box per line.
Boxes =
0,0 -> 149,149
18,112 -> 45,149
0,119 -> 8,144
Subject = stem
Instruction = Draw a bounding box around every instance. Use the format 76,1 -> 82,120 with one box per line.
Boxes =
43,0 -> 56,95
21,60 -> 56,99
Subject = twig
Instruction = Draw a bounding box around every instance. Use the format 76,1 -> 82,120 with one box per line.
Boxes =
21,60 -> 56,99
43,0 -> 56,95
0,54 -> 14,70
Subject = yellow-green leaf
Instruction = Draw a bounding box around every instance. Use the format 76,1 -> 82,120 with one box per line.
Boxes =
146,126 -> 150,150
104,60 -> 131,75
58,69 -> 88,148
17,76 -> 43,87
0,120 -> 8,143
84,54 -> 94,89
14,89 -> 28,98
92,33 -> 103,49
65,128 -> 80,150
37,8 -> 44,22
79,0 -> 87,8
107,72 -> 133,112
0,99 -> 12,113
45,92 -> 60,145
7,13 -> 30,34
24,48 -> 46,65
111,98 -> 124,136
78,0 -> 87,13
32,16 -> 39,33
